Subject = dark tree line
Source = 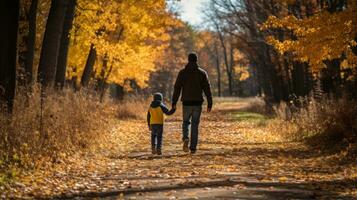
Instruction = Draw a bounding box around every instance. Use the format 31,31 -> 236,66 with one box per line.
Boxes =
0,0 -> 78,113
0,0 -> 20,113
205,0 -> 356,104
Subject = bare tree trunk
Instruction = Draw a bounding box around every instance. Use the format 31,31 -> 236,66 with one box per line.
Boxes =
37,0 -> 68,88
24,0 -> 38,86
113,84 -> 124,101
80,44 -> 96,87
55,0 -> 77,89
217,31 -> 233,95
0,0 -> 19,113
229,43 -> 235,95
214,45 -> 222,97
98,56 -> 112,103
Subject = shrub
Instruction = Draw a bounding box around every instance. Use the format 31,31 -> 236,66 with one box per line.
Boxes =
244,97 -> 267,114
275,97 -> 357,148
116,96 -> 150,120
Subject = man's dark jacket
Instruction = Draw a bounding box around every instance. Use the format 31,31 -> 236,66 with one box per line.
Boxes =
172,62 -> 212,108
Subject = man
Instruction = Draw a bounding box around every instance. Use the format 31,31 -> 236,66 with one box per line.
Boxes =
172,53 -> 213,154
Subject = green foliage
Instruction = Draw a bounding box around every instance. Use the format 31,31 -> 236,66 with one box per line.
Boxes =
231,111 -> 268,125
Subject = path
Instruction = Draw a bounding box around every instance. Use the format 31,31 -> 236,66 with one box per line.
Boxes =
3,99 -> 355,199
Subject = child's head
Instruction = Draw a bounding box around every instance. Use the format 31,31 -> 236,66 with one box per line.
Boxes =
153,92 -> 163,102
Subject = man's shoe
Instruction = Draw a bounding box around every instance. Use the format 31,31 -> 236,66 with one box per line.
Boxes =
157,149 -> 162,155
183,140 -> 189,152
152,148 -> 157,155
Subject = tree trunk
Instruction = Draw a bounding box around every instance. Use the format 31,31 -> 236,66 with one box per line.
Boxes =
212,41 -> 221,97
0,0 -> 19,113
229,44 -> 235,95
80,44 -> 96,87
215,54 -> 222,97
217,32 -> 233,95
55,0 -> 76,89
37,0 -> 68,88
98,56 -> 110,102
112,84 -> 124,101
24,0 -> 38,86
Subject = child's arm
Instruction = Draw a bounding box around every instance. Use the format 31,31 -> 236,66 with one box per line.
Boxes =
147,111 -> 151,130
160,104 -> 176,115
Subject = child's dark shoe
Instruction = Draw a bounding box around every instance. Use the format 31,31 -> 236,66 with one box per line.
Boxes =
157,149 -> 162,155
190,149 -> 196,154
152,148 -> 157,155
183,139 -> 189,152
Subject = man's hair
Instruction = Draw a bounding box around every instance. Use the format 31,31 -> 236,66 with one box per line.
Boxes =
188,53 -> 198,62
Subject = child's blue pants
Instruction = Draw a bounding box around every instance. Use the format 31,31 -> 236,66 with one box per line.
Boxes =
151,124 -> 163,149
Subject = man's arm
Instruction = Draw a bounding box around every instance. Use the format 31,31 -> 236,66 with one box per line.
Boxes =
202,72 -> 213,111
147,111 -> 151,130
172,71 -> 182,108
160,104 -> 176,115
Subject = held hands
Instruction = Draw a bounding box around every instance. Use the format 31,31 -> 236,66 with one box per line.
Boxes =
171,104 -> 211,113
170,104 -> 177,114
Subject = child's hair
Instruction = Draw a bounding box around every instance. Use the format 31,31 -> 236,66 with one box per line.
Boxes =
153,92 -> 163,101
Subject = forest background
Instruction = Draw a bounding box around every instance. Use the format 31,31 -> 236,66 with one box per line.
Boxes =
0,0 -> 356,196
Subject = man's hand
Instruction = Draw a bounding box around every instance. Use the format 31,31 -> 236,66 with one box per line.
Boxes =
207,107 -> 212,113
172,104 -> 177,110
148,126 -> 152,131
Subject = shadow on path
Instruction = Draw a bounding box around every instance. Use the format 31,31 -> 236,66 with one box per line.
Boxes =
47,177 -> 357,199
120,146 -> 319,161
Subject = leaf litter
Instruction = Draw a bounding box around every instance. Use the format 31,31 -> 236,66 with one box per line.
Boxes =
1,101 -> 356,199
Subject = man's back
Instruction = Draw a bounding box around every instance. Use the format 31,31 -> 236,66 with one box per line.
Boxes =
172,62 -> 212,108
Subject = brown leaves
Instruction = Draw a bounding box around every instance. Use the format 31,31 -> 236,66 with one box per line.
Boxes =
1,99 -> 356,199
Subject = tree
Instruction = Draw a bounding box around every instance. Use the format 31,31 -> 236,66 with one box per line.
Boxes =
149,19 -> 196,97
205,0 -> 297,102
0,0 -> 20,113
37,0 -> 68,88
67,0 -> 172,96
17,0 -> 38,88
196,31 -> 222,96
24,0 -> 38,86
263,1 -> 357,75
209,12 -> 235,95
55,0 -> 77,89
263,0 -> 357,96
80,44 -> 96,87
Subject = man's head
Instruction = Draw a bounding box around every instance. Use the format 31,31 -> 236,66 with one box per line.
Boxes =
153,92 -> 163,102
188,53 -> 198,63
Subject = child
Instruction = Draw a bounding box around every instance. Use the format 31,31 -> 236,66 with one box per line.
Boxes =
147,92 -> 175,155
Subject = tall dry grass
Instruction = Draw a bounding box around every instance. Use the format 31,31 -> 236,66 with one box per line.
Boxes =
0,86 -> 115,170
241,97 -> 267,114
116,95 -> 150,120
0,85 -> 154,172
273,98 -> 357,149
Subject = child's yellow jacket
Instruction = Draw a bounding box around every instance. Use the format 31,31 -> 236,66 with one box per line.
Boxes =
147,100 -> 175,126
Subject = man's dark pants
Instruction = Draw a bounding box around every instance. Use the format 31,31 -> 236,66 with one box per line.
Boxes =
182,105 -> 202,151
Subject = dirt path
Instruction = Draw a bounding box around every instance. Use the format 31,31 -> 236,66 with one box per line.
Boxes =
3,100 -> 356,199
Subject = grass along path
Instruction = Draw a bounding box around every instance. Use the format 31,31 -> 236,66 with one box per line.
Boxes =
1,99 -> 356,199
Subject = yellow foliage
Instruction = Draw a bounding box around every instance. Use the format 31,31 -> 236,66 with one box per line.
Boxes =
262,2 -> 357,74
67,0 -> 173,88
